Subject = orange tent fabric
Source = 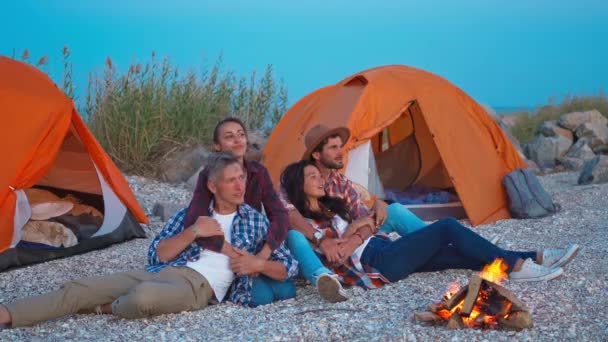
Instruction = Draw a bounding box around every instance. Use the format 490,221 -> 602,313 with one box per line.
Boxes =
263,65 -> 525,226
0,56 -> 148,253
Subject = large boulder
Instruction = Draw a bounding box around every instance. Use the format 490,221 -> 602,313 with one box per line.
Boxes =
578,155 -> 608,185
558,109 -> 607,131
526,135 -> 573,170
574,122 -> 608,149
152,202 -> 184,222
538,120 -> 574,141
245,130 -> 268,162
159,146 -> 210,184
565,139 -> 596,160
558,139 -> 596,171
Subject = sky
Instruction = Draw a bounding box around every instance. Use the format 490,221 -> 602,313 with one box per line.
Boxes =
1,0 -> 607,110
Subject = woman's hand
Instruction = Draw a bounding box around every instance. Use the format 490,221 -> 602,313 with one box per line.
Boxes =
319,238 -> 346,264
343,216 -> 375,237
337,235 -> 363,264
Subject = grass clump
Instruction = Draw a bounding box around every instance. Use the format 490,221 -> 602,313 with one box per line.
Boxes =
84,53 -> 288,175
509,93 -> 608,143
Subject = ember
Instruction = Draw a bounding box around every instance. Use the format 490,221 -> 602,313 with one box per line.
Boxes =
414,258 -> 533,330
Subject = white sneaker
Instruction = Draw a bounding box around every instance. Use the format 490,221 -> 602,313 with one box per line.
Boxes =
541,244 -> 580,269
509,258 -> 564,282
316,274 -> 348,303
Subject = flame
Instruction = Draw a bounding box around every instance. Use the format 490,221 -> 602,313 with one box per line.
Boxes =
479,258 -> 508,285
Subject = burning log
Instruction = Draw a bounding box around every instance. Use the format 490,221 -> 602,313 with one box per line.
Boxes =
447,314 -> 465,330
498,311 -> 533,331
461,274 -> 482,316
414,312 -> 444,323
443,286 -> 467,310
414,258 -> 533,330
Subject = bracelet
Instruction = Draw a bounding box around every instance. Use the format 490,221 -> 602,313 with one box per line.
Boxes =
190,226 -> 200,238
353,233 -> 364,244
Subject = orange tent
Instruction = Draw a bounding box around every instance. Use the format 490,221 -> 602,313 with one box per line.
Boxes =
0,56 -> 148,270
263,65 -> 525,226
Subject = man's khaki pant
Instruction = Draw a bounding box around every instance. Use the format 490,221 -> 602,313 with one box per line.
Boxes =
5,266 -> 213,327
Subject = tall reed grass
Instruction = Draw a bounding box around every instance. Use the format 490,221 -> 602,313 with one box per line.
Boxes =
20,48 -> 288,175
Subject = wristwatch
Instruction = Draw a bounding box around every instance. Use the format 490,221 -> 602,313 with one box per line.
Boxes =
313,230 -> 327,246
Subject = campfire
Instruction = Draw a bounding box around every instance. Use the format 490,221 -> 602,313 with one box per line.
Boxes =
414,259 -> 533,330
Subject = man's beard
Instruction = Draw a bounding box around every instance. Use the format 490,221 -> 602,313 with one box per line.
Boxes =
320,156 -> 343,170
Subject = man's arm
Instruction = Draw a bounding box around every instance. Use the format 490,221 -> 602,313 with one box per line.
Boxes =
156,227 -> 197,262
156,216 -> 223,262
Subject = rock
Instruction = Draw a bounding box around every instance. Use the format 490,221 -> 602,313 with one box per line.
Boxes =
538,120 -> 574,142
578,155 -> 608,185
558,109 -> 607,131
152,202 -> 184,222
524,159 -> 542,174
565,139 -> 596,160
245,130 -> 268,162
497,114 -> 518,132
526,135 -> 573,170
557,157 -> 585,171
159,146 -> 210,184
186,165 -> 204,191
574,122 -> 608,149
592,144 -> 608,154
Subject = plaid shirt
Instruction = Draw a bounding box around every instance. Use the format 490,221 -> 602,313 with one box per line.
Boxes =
307,217 -> 390,289
148,205 -> 298,307
185,161 -> 289,253
280,170 -> 371,220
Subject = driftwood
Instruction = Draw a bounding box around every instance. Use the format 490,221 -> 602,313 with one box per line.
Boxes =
414,311 -> 444,323
447,314 -> 465,329
461,274 -> 483,316
497,311 -> 534,331
486,281 -> 529,312
443,286 -> 468,310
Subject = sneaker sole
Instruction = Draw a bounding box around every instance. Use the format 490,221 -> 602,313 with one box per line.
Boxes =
510,267 -> 564,282
549,244 -> 580,269
317,275 -> 348,303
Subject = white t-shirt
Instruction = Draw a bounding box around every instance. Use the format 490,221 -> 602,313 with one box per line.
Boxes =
331,215 -> 371,270
185,211 -> 236,302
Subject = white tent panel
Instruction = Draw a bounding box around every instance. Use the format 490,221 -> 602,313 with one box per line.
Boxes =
92,164 -> 128,237
345,141 -> 385,199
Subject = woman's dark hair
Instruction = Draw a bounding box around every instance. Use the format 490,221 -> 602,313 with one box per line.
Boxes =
213,117 -> 248,144
280,160 -> 351,224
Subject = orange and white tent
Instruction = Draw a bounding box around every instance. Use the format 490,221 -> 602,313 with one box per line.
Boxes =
0,56 -> 148,271
263,65 -> 525,226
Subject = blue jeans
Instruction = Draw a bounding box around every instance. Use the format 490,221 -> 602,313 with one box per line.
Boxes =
287,205 -> 426,284
360,218 -> 536,282
250,276 -> 296,307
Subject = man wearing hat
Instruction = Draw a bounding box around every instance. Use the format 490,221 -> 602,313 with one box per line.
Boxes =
280,124 -> 428,303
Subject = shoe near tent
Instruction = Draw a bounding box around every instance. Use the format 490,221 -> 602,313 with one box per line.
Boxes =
0,56 -> 148,272
263,65 -> 526,226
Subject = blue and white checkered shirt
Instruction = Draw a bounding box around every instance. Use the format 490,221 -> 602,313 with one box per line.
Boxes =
147,204 -> 298,307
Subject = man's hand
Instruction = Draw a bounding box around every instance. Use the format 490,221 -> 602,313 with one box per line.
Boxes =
230,248 -> 265,276
372,200 -> 388,228
319,238 -> 346,264
192,216 -> 223,237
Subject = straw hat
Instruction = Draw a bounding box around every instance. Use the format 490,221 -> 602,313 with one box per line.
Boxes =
302,124 -> 350,160
24,188 -> 74,220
